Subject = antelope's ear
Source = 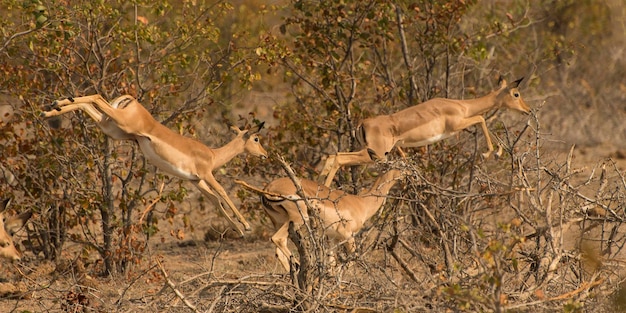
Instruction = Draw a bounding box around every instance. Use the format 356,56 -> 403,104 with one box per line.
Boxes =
5,211 -> 32,236
497,76 -> 507,89
512,77 -> 524,88
223,117 -> 239,134
0,198 -> 10,212
250,121 -> 265,134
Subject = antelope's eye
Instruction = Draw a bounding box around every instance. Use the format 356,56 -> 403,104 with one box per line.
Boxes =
513,92 -> 520,97
254,137 -> 259,142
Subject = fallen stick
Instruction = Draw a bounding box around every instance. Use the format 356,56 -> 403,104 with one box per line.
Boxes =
548,278 -> 604,301
156,259 -> 199,313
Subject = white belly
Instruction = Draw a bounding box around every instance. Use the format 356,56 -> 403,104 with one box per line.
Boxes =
136,137 -> 198,180
397,132 -> 456,148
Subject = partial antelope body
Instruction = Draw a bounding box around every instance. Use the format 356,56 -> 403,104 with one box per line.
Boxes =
0,199 -> 32,261
320,77 -> 530,186
41,95 -> 268,236
239,169 -> 403,271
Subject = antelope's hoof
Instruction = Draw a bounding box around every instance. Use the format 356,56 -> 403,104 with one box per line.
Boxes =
51,101 -> 62,111
235,230 -> 245,238
67,97 -> 75,102
289,259 -> 300,272
494,146 -> 504,160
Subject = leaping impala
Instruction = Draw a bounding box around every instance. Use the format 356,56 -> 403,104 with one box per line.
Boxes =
237,168 -> 404,271
320,77 -> 530,187
0,199 -> 32,261
41,95 -> 268,236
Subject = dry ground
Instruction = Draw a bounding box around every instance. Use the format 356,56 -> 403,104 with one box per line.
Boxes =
1,140 -> 626,312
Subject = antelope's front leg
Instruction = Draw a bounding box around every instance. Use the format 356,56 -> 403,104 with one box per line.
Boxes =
451,115 -> 495,159
271,223 -> 295,271
192,180 -> 245,237
204,175 -> 251,231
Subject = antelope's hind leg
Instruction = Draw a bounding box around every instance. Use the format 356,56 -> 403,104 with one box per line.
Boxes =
319,149 -> 374,187
44,95 -> 113,119
41,102 -> 104,123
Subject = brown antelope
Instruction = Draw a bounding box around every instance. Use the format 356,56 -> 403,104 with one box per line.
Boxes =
0,199 -> 32,261
320,77 -> 530,186
238,169 -> 404,271
41,95 -> 268,236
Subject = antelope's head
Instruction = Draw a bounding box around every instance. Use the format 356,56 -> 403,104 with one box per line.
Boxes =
498,77 -> 531,114
0,199 -> 32,261
232,121 -> 269,159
